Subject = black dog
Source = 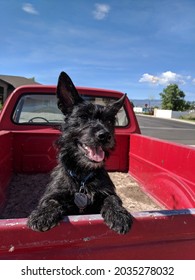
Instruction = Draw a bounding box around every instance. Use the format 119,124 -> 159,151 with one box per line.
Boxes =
27,72 -> 133,234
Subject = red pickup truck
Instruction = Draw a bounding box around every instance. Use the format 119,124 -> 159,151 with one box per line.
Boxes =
0,84 -> 195,260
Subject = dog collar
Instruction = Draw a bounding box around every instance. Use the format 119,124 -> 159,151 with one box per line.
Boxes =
68,169 -> 94,189
66,169 -> 95,212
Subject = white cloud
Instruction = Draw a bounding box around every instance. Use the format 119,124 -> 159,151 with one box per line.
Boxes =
93,3 -> 110,20
139,71 -> 187,86
22,3 -> 39,15
139,73 -> 159,84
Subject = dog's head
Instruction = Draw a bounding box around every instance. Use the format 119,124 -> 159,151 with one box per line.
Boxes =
56,71 -> 126,170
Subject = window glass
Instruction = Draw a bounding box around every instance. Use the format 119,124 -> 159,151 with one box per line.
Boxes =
13,94 -> 64,124
12,94 -> 129,126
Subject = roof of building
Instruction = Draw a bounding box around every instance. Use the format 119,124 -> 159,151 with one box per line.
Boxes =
0,75 -> 41,88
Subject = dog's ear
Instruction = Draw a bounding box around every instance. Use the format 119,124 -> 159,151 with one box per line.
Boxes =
56,71 -> 83,115
107,94 -> 126,116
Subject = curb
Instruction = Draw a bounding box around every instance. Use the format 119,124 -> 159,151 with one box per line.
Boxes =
136,114 -> 195,125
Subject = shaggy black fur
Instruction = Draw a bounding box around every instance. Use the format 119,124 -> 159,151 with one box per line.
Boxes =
27,71 -> 133,234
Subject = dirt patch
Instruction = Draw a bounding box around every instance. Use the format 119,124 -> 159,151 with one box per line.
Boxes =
0,172 -> 162,219
0,173 -> 50,219
109,172 -> 162,212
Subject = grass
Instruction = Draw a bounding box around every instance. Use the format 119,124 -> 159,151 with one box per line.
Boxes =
180,112 -> 195,122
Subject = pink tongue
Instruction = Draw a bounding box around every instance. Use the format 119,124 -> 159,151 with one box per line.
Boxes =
86,146 -> 105,162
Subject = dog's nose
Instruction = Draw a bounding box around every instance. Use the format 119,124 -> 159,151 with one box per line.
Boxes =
97,131 -> 111,143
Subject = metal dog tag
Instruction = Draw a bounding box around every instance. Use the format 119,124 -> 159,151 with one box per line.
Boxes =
74,192 -> 88,211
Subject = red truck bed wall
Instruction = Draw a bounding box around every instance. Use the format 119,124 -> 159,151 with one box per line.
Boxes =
12,130 -> 129,173
1,209 -> 195,260
129,134 -> 195,209
0,131 -> 13,209
13,130 -> 59,173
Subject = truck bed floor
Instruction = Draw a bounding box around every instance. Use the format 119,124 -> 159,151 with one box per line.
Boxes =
0,172 -> 163,219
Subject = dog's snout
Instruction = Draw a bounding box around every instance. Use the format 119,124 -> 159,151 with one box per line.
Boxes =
97,131 -> 111,143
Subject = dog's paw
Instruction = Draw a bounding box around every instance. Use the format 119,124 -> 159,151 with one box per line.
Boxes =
27,209 -> 59,232
102,208 -> 133,234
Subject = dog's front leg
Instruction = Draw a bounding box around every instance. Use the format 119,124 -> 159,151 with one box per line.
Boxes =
101,195 -> 133,234
27,197 -> 66,232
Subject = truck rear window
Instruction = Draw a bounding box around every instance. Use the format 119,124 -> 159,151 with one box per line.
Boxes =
12,94 -> 129,127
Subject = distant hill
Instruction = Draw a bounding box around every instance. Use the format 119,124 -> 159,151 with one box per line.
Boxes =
130,99 -> 161,108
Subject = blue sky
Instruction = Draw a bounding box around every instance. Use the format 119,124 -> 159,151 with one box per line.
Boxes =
0,0 -> 195,101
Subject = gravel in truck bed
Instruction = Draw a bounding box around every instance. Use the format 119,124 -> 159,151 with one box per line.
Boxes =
0,172 -> 162,219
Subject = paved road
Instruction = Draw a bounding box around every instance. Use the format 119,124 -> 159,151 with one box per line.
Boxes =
136,115 -> 195,146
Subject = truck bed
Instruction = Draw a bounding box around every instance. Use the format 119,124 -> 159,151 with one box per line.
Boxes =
0,172 -> 162,219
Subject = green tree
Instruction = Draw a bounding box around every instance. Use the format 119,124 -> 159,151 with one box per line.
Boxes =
159,84 -> 190,111
188,101 -> 195,110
